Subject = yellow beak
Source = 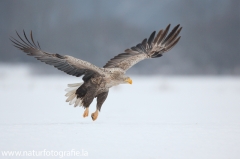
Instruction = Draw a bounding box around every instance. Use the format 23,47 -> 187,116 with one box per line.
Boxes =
125,78 -> 132,84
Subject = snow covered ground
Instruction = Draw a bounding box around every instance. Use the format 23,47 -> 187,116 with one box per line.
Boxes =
0,66 -> 240,158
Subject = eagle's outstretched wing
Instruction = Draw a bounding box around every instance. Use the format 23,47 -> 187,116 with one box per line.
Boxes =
10,31 -> 105,81
103,24 -> 182,72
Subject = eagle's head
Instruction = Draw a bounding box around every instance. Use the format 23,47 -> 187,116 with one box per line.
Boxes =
123,75 -> 132,84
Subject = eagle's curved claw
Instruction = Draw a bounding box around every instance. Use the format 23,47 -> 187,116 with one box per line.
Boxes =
83,108 -> 89,118
91,110 -> 99,121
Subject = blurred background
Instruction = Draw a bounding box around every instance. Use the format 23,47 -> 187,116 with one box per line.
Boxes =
1,1 -> 240,158
1,0 -> 239,75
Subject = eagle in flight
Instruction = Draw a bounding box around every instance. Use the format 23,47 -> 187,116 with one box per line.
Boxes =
10,24 -> 182,121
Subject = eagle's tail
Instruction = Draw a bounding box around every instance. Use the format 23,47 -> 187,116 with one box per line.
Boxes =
65,83 -> 84,107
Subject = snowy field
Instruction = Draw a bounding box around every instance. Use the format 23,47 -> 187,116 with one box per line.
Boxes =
0,66 -> 240,159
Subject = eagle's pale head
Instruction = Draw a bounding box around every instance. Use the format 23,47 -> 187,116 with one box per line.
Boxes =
123,76 -> 132,84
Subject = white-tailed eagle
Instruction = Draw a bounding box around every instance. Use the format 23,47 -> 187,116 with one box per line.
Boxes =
10,24 -> 182,121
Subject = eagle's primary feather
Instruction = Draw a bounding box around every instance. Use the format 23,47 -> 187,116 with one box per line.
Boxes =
10,24 -> 182,121
103,24 -> 182,72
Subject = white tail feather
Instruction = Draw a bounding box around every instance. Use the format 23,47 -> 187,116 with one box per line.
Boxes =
65,82 -> 83,106
69,97 -> 77,105
79,100 -> 83,106
66,93 -> 75,102
74,98 -> 81,107
65,87 -> 77,92
65,90 -> 76,97
68,83 -> 82,87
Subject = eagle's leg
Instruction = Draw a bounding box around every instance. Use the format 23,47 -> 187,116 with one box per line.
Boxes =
91,110 -> 99,121
82,92 -> 95,118
91,91 -> 109,121
83,108 -> 89,118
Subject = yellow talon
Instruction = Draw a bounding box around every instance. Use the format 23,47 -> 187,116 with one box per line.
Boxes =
83,108 -> 89,118
91,110 -> 99,121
